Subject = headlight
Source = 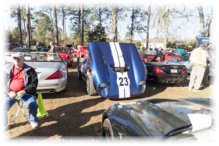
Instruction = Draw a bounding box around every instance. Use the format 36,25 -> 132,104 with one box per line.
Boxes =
99,83 -> 109,88
139,81 -> 146,86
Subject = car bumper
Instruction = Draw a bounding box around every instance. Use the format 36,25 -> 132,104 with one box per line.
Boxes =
37,78 -> 67,93
99,85 -> 146,99
148,74 -> 187,83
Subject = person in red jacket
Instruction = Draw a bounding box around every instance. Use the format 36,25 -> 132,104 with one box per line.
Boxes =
5,53 -> 38,129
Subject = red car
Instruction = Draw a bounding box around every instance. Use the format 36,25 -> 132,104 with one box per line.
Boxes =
73,45 -> 88,58
140,55 -> 157,62
54,46 -> 73,67
162,52 -> 182,61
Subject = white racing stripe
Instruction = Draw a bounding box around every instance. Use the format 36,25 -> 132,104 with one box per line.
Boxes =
115,43 -> 125,67
109,42 -> 120,67
109,42 -> 131,98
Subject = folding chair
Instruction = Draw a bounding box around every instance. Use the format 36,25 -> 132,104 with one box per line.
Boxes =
10,99 -> 30,126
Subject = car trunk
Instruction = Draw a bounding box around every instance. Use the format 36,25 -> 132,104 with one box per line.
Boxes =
146,62 -> 186,75
26,62 -> 61,80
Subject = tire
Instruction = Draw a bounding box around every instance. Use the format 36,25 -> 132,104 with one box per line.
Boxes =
78,70 -> 82,80
102,118 -> 114,139
86,73 -> 97,96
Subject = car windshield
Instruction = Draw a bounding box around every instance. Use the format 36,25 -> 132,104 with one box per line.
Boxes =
5,52 -> 63,62
55,47 -> 68,52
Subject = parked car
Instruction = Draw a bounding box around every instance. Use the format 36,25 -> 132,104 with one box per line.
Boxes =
164,53 -> 192,74
162,52 -> 182,61
5,52 -> 68,93
102,97 -> 213,140
140,54 -> 158,62
78,42 -> 146,99
54,46 -> 73,67
73,45 -> 88,62
38,46 -> 50,52
145,61 -> 187,84
11,47 -> 37,52
8,43 -> 21,51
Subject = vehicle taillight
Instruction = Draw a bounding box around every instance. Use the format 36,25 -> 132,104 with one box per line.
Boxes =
154,66 -> 165,75
181,68 -> 187,75
46,70 -> 62,80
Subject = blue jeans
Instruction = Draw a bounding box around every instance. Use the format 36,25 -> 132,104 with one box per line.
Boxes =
6,94 -> 38,123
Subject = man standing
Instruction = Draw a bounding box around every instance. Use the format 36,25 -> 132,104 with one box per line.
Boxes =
189,44 -> 208,91
6,53 -> 38,129
202,43 -> 213,85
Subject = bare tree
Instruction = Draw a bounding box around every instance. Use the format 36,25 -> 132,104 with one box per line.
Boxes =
130,8 -> 135,43
112,7 -> 118,42
80,5 -> 84,45
145,6 -> 151,49
52,5 -> 59,45
197,6 -> 206,36
25,5 -> 31,48
17,6 -> 23,46
61,7 -> 66,43
153,6 -> 176,49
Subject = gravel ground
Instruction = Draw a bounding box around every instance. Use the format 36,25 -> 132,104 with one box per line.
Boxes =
6,66 -> 213,139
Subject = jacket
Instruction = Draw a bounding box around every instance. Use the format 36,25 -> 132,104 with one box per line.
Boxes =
189,47 -> 207,67
6,63 -> 38,95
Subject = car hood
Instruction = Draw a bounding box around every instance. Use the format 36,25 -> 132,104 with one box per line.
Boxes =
105,98 -> 212,136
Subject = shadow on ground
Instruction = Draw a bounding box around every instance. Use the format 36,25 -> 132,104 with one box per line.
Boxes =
14,97 -> 105,138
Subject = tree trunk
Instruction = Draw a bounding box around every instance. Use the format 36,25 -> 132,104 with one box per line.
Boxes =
98,8 -> 102,26
130,8 -> 134,43
52,6 -> 59,45
25,5 -> 31,48
17,6 -> 23,46
197,6 -> 206,36
50,8 -> 54,42
112,8 -> 118,42
80,6 -> 84,45
62,7 -> 65,44
206,8 -> 213,37
145,6 -> 151,50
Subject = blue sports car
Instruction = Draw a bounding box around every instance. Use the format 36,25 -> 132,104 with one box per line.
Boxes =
78,42 -> 146,99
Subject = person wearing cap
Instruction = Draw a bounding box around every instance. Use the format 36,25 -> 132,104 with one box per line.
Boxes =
188,44 -> 208,91
5,53 -> 38,129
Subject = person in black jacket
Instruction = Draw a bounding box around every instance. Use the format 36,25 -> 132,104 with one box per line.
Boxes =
6,53 -> 39,129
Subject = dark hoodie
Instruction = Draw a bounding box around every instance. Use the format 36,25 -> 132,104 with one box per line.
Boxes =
6,63 -> 38,95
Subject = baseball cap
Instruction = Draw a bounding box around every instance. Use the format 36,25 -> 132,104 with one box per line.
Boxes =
11,53 -> 24,59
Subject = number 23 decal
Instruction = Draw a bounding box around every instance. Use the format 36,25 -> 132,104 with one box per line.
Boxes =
119,77 -> 129,86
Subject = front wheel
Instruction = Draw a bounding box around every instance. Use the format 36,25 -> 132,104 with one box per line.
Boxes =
102,118 -> 114,139
86,73 -> 97,96
78,70 -> 82,80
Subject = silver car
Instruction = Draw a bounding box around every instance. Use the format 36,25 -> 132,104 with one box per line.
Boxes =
5,52 -> 68,93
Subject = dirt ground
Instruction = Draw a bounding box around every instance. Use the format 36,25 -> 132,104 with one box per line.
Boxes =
6,65 -> 213,139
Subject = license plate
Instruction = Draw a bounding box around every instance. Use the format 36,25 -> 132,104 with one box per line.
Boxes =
171,69 -> 178,73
